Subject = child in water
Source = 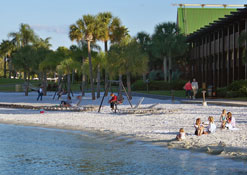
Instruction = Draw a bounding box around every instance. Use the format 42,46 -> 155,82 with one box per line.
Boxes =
176,128 -> 186,141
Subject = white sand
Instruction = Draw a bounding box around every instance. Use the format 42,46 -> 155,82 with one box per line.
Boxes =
0,92 -> 247,160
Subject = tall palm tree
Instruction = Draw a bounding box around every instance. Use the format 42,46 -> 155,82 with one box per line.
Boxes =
152,22 -> 187,82
9,23 -> 38,47
136,32 -> 152,81
97,12 -> 128,97
69,15 -> 97,100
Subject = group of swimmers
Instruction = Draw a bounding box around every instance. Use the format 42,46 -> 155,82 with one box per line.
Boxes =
176,109 -> 236,141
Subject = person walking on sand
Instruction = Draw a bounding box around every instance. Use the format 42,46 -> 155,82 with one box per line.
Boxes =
184,80 -> 192,99
191,78 -> 198,99
37,86 -> 43,101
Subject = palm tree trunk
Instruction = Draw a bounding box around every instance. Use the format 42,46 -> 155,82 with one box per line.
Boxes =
8,59 -> 12,79
3,57 -> 7,78
168,54 -> 172,83
163,57 -> 167,82
96,64 -> 101,98
58,74 -> 62,92
72,70 -> 75,84
67,74 -> 71,97
118,74 -> 122,99
142,73 -> 146,82
87,41 -> 96,100
25,73 -> 30,96
127,72 -> 132,99
43,72 -> 47,96
24,72 -> 27,81
81,73 -> 85,96
104,40 -> 109,96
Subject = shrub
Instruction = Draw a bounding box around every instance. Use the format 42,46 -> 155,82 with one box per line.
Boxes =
149,81 -> 170,90
170,80 -> 187,90
131,80 -> 146,91
132,79 -> 187,91
227,80 -> 247,91
226,91 -> 245,98
216,87 -> 227,98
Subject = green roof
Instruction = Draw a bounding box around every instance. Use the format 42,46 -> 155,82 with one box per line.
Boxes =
177,8 -> 237,35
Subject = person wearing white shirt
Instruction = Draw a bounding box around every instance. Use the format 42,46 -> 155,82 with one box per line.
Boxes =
191,78 -> 198,99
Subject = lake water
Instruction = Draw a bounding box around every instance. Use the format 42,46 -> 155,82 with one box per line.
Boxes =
0,124 -> 246,175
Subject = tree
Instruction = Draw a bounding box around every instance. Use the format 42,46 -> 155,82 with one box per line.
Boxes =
12,46 -> 37,96
69,15 -> 98,100
8,23 -> 38,81
107,37 -> 148,98
97,12 -> 128,97
57,57 -> 80,97
152,22 -> 187,82
0,40 -> 15,78
9,23 -> 38,47
136,32 -> 152,81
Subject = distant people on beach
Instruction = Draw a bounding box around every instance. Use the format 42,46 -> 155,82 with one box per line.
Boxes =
61,96 -> 72,107
58,88 -> 67,100
176,128 -> 186,141
220,109 -> 227,129
184,80 -> 192,99
109,93 -> 117,110
194,118 -> 206,136
37,86 -> 43,101
226,112 -> 236,129
191,78 -> 198,100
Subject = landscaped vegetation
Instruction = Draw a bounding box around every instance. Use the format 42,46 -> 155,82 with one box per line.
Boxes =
2,11 -> 244,100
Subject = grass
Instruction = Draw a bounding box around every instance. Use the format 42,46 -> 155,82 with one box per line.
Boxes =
135,90 -> 186,98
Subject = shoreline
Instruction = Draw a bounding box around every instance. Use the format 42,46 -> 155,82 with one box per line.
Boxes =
0,92 -> 247,161
0,113 -> 246,161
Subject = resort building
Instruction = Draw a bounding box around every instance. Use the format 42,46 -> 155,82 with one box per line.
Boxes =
183,6 -> 247,88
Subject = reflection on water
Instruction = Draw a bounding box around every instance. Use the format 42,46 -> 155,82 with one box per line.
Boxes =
0,124 -> 246,175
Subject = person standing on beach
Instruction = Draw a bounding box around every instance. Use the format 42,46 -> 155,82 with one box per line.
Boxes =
191,78 -> 198,99
183,80 -> 192,99
37,86 -> 43,101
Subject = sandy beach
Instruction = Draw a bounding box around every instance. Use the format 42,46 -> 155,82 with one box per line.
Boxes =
0,92 -> 246,160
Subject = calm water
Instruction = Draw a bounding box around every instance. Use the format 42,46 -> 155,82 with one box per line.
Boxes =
0,124 -> 246,175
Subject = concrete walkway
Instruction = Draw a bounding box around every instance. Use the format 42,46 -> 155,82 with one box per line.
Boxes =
132,92 -> 247,107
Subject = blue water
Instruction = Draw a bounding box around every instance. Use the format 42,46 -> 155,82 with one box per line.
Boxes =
0,124 -> 246,175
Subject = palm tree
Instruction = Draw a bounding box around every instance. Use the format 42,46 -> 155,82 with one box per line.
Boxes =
57,58 -> 80,97
136,32 -> 152,81
152,22 -> 187,82
9,23 -> 38,47
12,46 -> 37,96
107,37 -> 148,99
69,15 -> 98,100
96,12 -> 128,97
8,23 -> 38,81
0,40 -> 15,78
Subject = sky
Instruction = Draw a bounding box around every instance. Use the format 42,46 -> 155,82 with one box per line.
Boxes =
0,0 -> 246,50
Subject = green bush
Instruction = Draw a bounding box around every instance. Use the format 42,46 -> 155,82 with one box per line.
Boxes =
227,80 -> 247,91
226,91 -> 245,98
132,79 -> 187,91
170,80 -> 187,90
216,87 -> 227,98
149,81 -> 170,90
131,80 -> 146,91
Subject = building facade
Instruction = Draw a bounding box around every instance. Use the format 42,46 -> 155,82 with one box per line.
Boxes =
187,7 -> 247,88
